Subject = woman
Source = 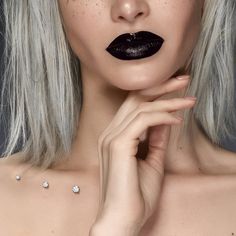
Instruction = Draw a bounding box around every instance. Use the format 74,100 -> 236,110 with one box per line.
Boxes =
0,0 -> 236,235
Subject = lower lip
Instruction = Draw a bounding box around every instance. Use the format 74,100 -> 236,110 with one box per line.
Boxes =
106,41 -> 163,60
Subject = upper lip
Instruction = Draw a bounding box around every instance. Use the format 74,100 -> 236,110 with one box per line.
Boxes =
106,31 -> 164,49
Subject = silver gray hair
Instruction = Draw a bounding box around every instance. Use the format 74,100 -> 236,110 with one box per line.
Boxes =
0,0 -> 82,170
0,0 -> 235,170
181,0 -> 236,146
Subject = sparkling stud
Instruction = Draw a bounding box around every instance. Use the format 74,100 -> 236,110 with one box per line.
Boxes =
72,185 -> 80,194
15,175 -> 21,181
42,181 -> 49,188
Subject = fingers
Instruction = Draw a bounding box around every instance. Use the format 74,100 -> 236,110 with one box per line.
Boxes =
135,97 -> 196,113
131,75 -> 190,102
119,111 -> 183,142
96,75 -> 196,225
143,125 -> 171,174
102,75 -> 191,133
103,98 -> 196,143
107,111 -> 181,158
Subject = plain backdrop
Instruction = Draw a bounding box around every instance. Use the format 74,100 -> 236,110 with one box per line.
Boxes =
0,2 -> 235,156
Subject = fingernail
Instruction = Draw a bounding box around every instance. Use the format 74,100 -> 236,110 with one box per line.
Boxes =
184,96 -> 197,100
176,75 -> 190,80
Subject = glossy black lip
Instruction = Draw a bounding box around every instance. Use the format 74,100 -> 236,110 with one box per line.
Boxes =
106,31 -> 164,60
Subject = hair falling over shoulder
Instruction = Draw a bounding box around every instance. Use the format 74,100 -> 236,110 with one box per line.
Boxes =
0,0 -> 235,169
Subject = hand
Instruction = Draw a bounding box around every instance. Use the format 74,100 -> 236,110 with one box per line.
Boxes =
91,75 -> 196,234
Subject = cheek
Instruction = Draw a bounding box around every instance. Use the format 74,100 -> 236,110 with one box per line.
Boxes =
161,1 -> 202,66
59,1 -> 103,65
58,0 -> 203,90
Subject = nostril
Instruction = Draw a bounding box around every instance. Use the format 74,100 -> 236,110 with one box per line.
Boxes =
118,16 -> 125,20
134,12 -> 144,20
137,12 -> 143,17
111,2 -> 150,23
118,12 -> 144,21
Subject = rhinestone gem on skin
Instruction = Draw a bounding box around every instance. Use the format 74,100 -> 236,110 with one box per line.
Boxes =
15,174 -> 80,194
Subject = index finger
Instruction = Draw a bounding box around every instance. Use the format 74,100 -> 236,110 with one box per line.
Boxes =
102,75 -> 190,134
132,74 -> 190,101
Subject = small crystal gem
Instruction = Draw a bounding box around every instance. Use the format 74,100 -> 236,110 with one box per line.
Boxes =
42,181 -> 49,188
15,175 -> 21,181
72,185 -> 80,193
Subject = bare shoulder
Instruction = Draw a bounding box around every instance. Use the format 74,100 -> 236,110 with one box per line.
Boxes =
140,173 -> 236,236
0,152 -> 25,170
0,153 -> 25,207
0,153 -> 39,235
0,152 -> 28,187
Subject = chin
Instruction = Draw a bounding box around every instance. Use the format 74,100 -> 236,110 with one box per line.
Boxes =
95,53 -> 187,91
106,67 -> 180,91
107,74 -> 160,91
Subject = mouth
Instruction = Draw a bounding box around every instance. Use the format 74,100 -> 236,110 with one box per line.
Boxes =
106,31 -> 164,61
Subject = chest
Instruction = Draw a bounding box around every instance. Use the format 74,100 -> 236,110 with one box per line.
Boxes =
0,180 -> 100,236
139,178 -> 236,236
0,179 -> 236,236
139,199 -> 236,236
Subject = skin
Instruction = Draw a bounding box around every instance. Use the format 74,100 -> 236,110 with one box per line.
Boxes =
1,0 -> 236,235
56,0 -> 204,170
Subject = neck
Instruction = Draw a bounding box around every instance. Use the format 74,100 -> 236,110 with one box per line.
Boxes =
52,68 -> 236,175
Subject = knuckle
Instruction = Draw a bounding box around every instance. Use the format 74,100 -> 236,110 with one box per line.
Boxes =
98,135 -> 105,145
137,101 -> 150,110
170,113 -> 182,121
167,111 -> 178,118
109,137 -> 123,151
135,111 -> 146,123
157,112 -> 169,120
161,112 -> 177,122
103,135 -> 112,148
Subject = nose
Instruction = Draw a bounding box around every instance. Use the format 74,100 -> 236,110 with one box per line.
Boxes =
111,0 -> 150,24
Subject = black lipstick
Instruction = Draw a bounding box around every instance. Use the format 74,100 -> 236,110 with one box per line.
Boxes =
106,31 -> 164,60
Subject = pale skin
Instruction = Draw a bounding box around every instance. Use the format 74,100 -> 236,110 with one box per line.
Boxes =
0,0 -> 236,235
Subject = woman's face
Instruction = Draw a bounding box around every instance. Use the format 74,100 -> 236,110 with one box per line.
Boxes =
58,0 -> 204,90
